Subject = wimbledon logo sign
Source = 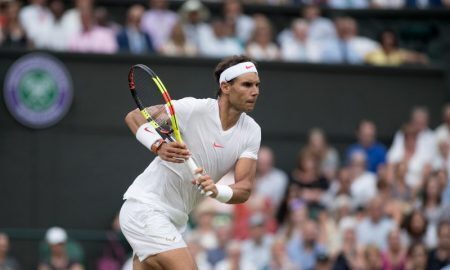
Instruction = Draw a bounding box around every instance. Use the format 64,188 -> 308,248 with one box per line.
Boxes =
4,53 -> 73,128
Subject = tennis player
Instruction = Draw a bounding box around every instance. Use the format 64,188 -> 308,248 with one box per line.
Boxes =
120,55 -> 261,270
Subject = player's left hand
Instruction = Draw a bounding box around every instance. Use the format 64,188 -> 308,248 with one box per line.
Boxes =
191,168 -> 217,197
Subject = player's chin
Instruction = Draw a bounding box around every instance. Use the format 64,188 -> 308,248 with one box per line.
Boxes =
244,102 -> 257,112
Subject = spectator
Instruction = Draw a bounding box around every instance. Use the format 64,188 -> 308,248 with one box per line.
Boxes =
356,196 -> 395,250
382,228 -> 407,270
346,120 -> 387,173
178,0 -> 211,50
371,0 -> 405,8
405,0 -> 443,8
222,0 -> 254,44
365,29 -> 428,66
0,233 -> 20,270
401,209 -> 437,249
323,17 -> 380,64
364,244 -> 383,270
348,151 -> 377,207
286,219 -> 327,270
68,6 -> 118,53
277,199 -> 308,242
241,213 -> 274,270
0,0 -> 27,48
324,168 -> 353,209
280,19 -> 322,62
246,14 -> 280,61
435,104 -> 450,172
39,0 -> 68,51
140,0 -> 178,50
387,107 -> 437,189
198,17 -> 243,58
302,4 -> 336,42
161,21 -> 197,57
206,223 -> 231,267
190,201 -> 218,250
304,128 -> 340,180
328,0 -> 369,8
419,173 -> 446,226
94,6 -> 120,34
427,220 -> 450,269
390,161 -> 415,202
267,238 -> 297,270
38,227 -> 84,270
333,222 -> 365,270
61,0 -> 94,41
405,242 -> 428,270
254,146 -> 289,212
215,240 -> 256,270
116,4 -> 154,54
18,0 -> 53,48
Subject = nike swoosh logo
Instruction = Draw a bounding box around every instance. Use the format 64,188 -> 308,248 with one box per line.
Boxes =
213,142 -> 224,148
144,127 -> 154,134
245,65 -> 253,69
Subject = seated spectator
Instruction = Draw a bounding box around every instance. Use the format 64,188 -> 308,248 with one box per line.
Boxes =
206,223 -> 232,267
18,0 -> 53,48
363,244 -> 383,270
222,0 -> 254,44
38,227 -> 84,270
388,107 -> 437,188
322,17 -> 379,64
254,146 -> 289,212
427,220 -> 450,269
277,199 -> 308,242
117,5 -> 154,54
160,21 -> 197,57
419,172 -> 446,226
61,0 -> 94,40
382,228 -> 407,270
94,6 -> 121,34
365,29 -> 428,66
267,238 -> 297,270
405,0 -> 443,8
333,222 -> 366,270
405,242 -> 428,270
356,196 -> 395,250
280,19 -> 322,62
140,0 -> 178,51
198,17 -> 243,58
401,209 -> 437,249
68,6 -> 118,53
0,0 -> 27,48
435,104 -> 450,170
303,128 -> 340,180
328,0 -> 369,8
346,120 -> 387,173
286,219 -> 327,270
323,168 -> 353,209
39,0 -> 69,51
215,240 -> 255,270
246,14 -> 280,61
0,233 -> 20,270
178,0 -> 211,49
348,151 -> 377,207
241,213 -> 274,270
190,201 -> 219,250
370,0 -> 405,8
302,4 -> 336,42
390,161 -> 415,203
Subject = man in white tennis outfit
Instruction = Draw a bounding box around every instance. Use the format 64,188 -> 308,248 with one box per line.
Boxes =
120,55 -> 261,269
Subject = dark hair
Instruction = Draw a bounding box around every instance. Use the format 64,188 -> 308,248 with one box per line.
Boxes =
402,209 -> 428,238
378,29 -> 399,48
437,219 -> 450,236
213,55 -> 255,97
422,172 -> 442,205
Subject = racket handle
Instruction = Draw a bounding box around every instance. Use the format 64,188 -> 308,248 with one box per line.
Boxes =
185,158 -> 213,197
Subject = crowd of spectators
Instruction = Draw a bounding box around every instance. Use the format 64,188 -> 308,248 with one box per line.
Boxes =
0,0 -> 440,66
2,104 -> 450,269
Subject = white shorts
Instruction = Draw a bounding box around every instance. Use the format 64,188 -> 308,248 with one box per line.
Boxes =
119,199 -> 187,262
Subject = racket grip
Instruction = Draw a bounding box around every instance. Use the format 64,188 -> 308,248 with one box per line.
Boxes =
185,158 -> 213,197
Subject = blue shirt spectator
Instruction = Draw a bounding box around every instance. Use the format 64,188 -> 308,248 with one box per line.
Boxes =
345,120 -> 387,173
117,5 -> 154,54
405,0 -> 443,8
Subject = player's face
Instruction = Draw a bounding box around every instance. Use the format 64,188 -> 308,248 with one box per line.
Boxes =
227,72 -> 260,113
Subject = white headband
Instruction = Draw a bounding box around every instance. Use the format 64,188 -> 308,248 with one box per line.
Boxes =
219,62 -> 258,83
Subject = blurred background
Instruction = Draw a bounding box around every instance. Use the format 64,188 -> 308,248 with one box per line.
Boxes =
0,0 -> 450,269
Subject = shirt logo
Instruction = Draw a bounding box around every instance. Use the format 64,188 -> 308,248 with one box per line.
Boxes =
213,142 -> 224,148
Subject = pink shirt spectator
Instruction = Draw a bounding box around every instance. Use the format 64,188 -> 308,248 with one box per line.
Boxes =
382,251 -> 406,270
69,26 -> 118,53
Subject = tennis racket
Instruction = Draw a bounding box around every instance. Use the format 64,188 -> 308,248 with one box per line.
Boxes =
127,64 -> 212,196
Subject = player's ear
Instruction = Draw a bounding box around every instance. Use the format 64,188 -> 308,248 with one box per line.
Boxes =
220,82 -> 231,95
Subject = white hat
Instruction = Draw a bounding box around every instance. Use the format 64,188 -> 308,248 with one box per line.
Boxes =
45,227 -> 67,245
178,0 -> 210,22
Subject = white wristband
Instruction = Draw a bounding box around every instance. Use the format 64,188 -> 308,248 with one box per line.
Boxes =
215,184 -> 233,203
136,123 -> 162,150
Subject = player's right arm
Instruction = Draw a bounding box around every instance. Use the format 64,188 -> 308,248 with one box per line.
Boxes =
124,108 -> 190,163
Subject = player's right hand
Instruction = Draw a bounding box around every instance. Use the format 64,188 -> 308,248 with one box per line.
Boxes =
157,141 -> 191,163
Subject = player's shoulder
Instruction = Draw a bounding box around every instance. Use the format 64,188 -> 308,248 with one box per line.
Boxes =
242,114 -> 261,131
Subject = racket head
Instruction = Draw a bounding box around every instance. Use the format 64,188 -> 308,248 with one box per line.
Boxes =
128,64 -> 175,137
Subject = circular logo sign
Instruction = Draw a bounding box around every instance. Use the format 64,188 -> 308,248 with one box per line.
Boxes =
3,53 -> 73,129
